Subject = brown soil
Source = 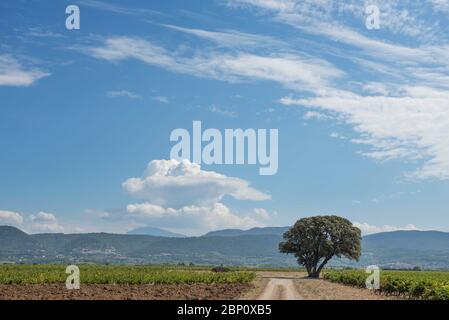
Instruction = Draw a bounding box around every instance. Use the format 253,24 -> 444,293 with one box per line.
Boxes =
0,283 -> 250,300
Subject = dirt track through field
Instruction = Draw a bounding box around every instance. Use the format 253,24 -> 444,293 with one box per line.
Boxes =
257,278 -> 302,300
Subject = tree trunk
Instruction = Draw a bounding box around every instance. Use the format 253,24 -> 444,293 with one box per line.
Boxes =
316,256 -> 332,276
305,266 -> 312,277
307,256 -> 332,278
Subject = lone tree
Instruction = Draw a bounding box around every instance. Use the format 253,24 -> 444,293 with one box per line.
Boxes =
279,215 -> 361,278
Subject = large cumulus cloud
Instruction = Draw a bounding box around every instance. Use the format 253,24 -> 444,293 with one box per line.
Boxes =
122,159 -> 271,234
122,159 -> 270,208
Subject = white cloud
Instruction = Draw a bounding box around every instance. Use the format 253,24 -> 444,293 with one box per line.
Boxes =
428,0 -> 449,13
209,105 -> 237,118
106,90 -> 141,99
227,0 -> 296,11
362,83 -> 391,96
228,1 -> 449,73
329,132 -> 346,140
281,87 -> 449,180
302,111 -> 332,121
30,212 -> 64,233
77,0 -> 161,17
163,24 -> 284,49
127,203 -> 168,218
27,27 -> 64,39
354,222 -> 419,235
341,1 -> 440,41
152,96 -> 169,104
252,208 -> 278,220
0,55 -> 49,86
122,159 -> 272,234
0,210 -> 23,225
255,2 -> 449,181
229,0 -> 445,42
85,209 -> 111,218
252,208 -> 270,220
122,159 -> 270,208
82,36 -> 344,93
29,223 -> 64,233
127,202 -> 261,231
31,212 -> 57,223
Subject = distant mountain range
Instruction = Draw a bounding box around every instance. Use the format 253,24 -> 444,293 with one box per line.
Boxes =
127,227 -> 186,238
203,227 -> 290,237
358,230 -> 449,269
1,225 -> 449,269
126,226 -> 288,238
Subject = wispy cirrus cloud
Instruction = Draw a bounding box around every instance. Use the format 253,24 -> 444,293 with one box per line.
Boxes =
226,0 -> 449,180
80,31 -> 449,180
81,36 -> 344,92
106,90 -> 141,99
226,0 -> 296,11
228,0 -> 448,42
162,24 -> 285,49
26,27 -> 65,39
281,87 -> 449,180
76,0 -> 449,180
0,54 -> 50,86
76,0 -> 162,17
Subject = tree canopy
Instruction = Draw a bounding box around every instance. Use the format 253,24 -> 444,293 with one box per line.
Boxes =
279,215 -> 361,278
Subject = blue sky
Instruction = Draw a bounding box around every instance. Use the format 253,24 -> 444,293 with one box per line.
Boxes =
1,0 -> 449,235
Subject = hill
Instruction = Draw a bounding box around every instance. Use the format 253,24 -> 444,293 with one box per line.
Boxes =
0,226 -> 44,262
1,226 -> 449,269
203,226 -> 289,237
363,230 -> 449,251
357,230 -> 449,269
127,227 -> 185,238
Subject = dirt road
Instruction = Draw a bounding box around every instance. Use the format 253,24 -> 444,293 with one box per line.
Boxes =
242,272 -> 388,300
257,278 -> 302,300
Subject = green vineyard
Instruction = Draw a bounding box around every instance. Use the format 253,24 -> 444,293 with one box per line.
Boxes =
0,265 -> 255,285
324,269 -> 449,300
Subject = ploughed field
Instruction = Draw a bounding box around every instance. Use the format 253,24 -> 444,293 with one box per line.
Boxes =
0,265 -> 255,300
324,269 -> 449,300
